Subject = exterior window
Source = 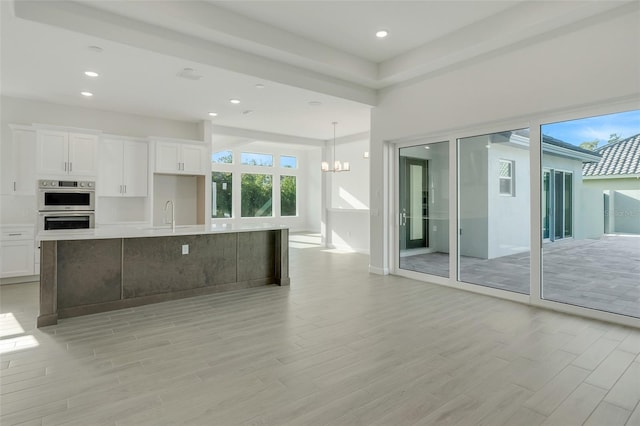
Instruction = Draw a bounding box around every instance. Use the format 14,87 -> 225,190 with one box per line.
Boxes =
241,174 -> 272,217
211,172 -> 232,218
499,159 -> 515,196
280,176 -> 297,216
241,152 -> 273,167
212,150 -> 232,164
280,155 -> 297,168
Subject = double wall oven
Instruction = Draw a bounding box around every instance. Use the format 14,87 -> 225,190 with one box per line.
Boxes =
38,180 -> 95,230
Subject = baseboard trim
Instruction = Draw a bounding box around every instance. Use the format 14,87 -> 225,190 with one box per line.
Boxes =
369,265 -> 389,275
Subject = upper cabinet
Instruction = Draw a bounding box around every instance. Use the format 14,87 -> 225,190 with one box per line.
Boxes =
1,125 -> 37,195
155,140 -> 208,175
99,137 -> 148,197
37,130 -> 98,177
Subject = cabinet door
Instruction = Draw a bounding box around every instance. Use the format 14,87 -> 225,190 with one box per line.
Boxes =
37,130 -> 68,176
68,133 -> 98,176
123,140 -> 148,196
99,139 -> 125,196
13,129 -> 37,195
0,240 -> 34,278
155,142 -> 180,173
181,144 -> 207,174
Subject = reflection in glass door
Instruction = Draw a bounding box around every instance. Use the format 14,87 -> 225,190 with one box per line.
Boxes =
400,157 -> 427,250
458,129 -> 530,294
399,141 -> 449,278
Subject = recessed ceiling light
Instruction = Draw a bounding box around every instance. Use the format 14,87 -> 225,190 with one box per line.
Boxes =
208,112 -> 218,117
242,110 -> 253,115
424,146 -> 430,150
84,71 -> 99,77
88,45 -> 103,53
255,83 -> 265,89
80,91 -> 93,97
376,29 -> 389,38
229,99 -> 240,104
308,101 -> 322,107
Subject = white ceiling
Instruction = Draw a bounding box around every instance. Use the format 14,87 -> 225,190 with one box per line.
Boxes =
1,0 -> 635,142
209,1 -> 522,63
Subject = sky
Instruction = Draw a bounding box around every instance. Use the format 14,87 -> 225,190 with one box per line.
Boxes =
541,109 -> 640,147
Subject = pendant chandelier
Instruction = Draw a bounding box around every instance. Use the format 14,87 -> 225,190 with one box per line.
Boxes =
321,122 -> 350,172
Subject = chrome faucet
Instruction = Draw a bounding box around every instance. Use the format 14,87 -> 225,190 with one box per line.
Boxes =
164,200 -> 175,231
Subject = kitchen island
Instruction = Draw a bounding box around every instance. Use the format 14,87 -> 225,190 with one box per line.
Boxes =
37,224 -> 289,327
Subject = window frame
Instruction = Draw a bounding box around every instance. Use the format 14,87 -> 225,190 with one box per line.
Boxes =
498,159 -> 515,197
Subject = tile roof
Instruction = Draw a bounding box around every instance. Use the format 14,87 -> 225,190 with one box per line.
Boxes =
583,133 -> 640,176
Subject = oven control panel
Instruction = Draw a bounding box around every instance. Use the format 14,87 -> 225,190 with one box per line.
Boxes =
39,180 -> 95,189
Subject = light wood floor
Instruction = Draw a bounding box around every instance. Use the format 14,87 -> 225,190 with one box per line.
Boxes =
1,234 -> 639,425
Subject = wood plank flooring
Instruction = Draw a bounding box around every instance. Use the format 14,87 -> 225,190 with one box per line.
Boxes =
1,234 -> 639,425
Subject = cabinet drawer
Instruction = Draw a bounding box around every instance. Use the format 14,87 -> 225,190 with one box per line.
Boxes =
1,228 -> 34,241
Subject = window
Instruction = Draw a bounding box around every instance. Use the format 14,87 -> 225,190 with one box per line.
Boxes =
499,159 -> 515,196
241,173 -> 272,217
211,172 -> 232,218
241,152 -> 273,167
212,150 -> 233,164
280,176 -> 297,216
280,155 -> 297,168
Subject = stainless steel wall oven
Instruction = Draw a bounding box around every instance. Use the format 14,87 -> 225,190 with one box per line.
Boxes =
37,180 -> 96,230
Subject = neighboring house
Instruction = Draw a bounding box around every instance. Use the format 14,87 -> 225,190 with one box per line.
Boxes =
583,133 -> 640,235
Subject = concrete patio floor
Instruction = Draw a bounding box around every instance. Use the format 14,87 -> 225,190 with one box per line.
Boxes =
399,235 -> 640,318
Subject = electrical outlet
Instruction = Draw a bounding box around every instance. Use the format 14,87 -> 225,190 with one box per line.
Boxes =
433,225 -> 437,232
182,244 -> 189,255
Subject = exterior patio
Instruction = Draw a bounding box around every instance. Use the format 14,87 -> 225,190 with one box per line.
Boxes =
400,234 -> 640,318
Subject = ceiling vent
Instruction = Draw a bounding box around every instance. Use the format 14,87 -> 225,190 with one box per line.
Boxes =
177,68 -> 202,80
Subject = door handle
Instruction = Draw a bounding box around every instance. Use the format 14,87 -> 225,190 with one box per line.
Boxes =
64,162 -> 67,171
69,162 -> 72,172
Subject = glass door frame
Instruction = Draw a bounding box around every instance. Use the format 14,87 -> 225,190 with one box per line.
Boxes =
386,103 -> 640,328
390,137 -> 455,287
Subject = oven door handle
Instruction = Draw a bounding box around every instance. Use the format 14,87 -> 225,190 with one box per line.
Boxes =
44,217 -> 90,221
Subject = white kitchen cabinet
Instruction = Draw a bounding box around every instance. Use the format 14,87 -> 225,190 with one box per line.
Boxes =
155,141 -> 208,175
1,125 -> 37,195
37,130 -> 98,177
0,227 -> 35,278
99,137 -> 148,197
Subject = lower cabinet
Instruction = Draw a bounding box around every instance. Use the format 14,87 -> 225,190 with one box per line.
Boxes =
0,227 -> 35,278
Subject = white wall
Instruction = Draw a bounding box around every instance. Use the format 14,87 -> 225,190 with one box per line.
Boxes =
584,178 -> 640,235
369,9 -> 640,272
306,149 -> 322,233
324,137 -> 370,253
458,135 -> 488,258
330,138 -> 370,209
153,175 -> 198,226
1,96 -> 200,140
488,142 -> 531,258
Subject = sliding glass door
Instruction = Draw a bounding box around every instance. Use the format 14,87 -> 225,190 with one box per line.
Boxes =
541,110 -> 640,318
398,141 -> 449,278
458,129 -> 530,294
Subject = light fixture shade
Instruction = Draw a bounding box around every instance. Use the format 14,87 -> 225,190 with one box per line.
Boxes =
321,122 -> 350,173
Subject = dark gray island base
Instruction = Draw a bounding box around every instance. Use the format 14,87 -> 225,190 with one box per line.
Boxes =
38,229 -> 289,327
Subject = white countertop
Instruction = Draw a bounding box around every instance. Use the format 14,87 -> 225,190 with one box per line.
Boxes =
37,223 -> 288,241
